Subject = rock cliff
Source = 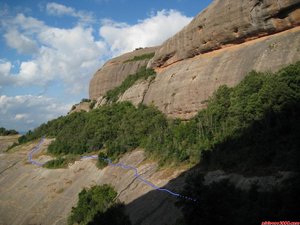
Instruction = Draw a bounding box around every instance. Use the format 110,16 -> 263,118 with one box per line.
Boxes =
89,47 -> 158,101
150,0 -> 300,68
89,0 -> 300,119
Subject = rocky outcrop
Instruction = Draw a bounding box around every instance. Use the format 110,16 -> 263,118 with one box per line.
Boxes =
150,0 -> 300,68
68,101 -> 91,114
89,47 -> 158,100
118,78 -> 152,106
89,0 -> 300,119
0,135 -> 19,153
143,27 -> 300,119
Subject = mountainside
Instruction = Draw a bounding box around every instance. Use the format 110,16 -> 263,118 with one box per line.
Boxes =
89,0 -> 300,119
1,1 -> 300,225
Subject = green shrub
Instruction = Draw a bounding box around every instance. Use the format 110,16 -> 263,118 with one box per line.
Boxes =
0,127 -> 18,135
124,52 -> 155,63
97,152 -> 109,169
105,66 -> 156,102
68,185 -> 130,225
81,98 -> 91,103
43,155 -> 78,169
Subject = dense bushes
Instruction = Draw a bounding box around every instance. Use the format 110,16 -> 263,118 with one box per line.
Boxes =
68,185 -> 130,225
19,62 -> 300,169
47,102 -> 167,160
105,66 -> 156,102
0,127 -> 18,135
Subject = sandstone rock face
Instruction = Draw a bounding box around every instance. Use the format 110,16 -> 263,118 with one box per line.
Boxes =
142,27 -> 300,119
0,135 -> 19,153
89,0 -> 300,119
0,142 -> 184,225
150,0 -> 300,68
118,78 -> 152,106
89,47 -> 158,100
69,102 -> 91,114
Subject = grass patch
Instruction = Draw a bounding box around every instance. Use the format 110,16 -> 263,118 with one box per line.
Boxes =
124,52 -> 155,63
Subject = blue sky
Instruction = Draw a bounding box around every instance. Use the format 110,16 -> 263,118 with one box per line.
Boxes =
0,0 -> 212,132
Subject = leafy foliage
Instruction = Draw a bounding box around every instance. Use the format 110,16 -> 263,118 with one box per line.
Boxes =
124,52 -> 155,63
105,66 -> 156,102
46,102 -> 166,161
43,155 -> 78,169
97,152 -> 109,169
68,185 -> 130,225
81,98 -> 91,103
0,127 -> 18,135
18,62 -> 300,170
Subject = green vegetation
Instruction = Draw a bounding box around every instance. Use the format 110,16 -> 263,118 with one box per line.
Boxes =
97,152 -> 109,169
68,185 -> 131,225
43,155 -> 78,169
176,62 -> 300,224
47,102 -> 166,160
19,62 -> 300,171
105,66 -> 156,102
89,100 -> 96,109
124,52 -> 155,63
0,127 -> 18,135
81,98 -> 91,103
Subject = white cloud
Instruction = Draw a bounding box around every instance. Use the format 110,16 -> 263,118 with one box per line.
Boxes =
46,2 -> 94,24
1,14 -> 107,93
46,2 -> 74,16
4,29 -> 38,54
0,95 -> 71,131
0,60 -> 13,86
15,113 -> 27,120
100,9 -> 192,55
0,60 -> 11,76
12,13 -> 45,33
1,9 -> 191,93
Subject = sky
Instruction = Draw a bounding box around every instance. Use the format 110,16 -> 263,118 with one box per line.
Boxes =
0,0 -> 212,132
